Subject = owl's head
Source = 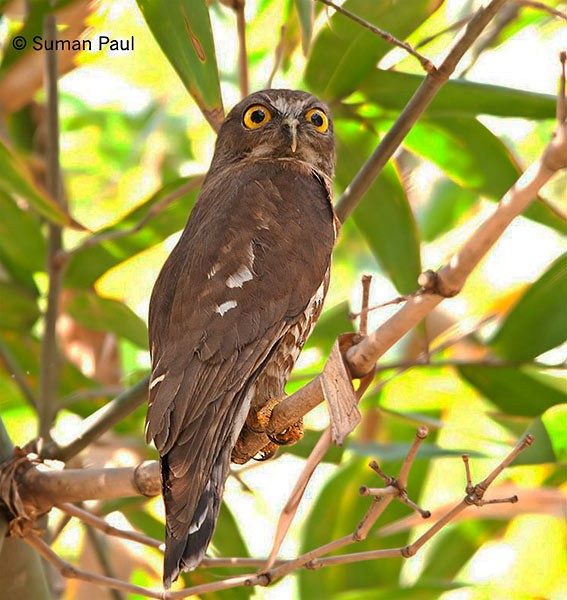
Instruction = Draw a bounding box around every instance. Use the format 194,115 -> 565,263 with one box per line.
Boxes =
211,89 -> 335,179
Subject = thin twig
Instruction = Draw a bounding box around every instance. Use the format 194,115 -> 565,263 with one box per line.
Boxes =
0,337 -> 37,408
415,15 -> 472,49
38,12 -> 65,442
266,25 -> 286,88
316,0 -> 436,74
64,177 -> 204,259
335,0 -> 508,222
235,0 -> 249,98
515,0 -> 567,20
358,275 -> 372,336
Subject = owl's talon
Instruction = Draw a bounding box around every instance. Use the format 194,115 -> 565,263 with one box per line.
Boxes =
267,418 -> 304,446
253,443 -> 279,461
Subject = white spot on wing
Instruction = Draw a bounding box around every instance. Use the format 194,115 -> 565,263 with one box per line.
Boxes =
226,265 -> 253,288
247,242 -> 255,265
215,300 -> 237,316
149,374 -> 165,390
207,263 -> 220,279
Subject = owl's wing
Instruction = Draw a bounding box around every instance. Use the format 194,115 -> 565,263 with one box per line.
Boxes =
146,161 -> 335,541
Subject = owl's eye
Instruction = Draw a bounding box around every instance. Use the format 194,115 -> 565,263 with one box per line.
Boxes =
306,108 -> 328,133
243,105 -> 272,129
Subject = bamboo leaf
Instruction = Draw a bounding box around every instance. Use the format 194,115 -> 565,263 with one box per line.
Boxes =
294,0 -> 314,54
490,254 -> 567,361
136,0 -> 224,130
305,0 -> 443,99
359,69 -> 556,119
65,176 -> 200,288
64,291 -> 148,349
458,366 -> 566,418
0,139 -> 79,228
336,121 -> 421,294
0,282 -> 40,331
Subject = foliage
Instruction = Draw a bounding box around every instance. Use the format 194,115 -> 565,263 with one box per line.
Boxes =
0,0 -> 565,599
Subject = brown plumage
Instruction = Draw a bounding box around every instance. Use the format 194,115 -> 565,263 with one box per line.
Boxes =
146,89 -> 337,588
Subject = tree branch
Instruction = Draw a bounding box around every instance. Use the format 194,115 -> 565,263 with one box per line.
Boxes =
38,12 -> 65,442
316,0 -> 436,74
335,0 -> 508,222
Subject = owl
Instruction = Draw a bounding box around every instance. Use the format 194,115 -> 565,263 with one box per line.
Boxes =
146,89 -> 337,588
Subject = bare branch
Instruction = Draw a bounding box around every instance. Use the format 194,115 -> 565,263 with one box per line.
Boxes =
38,12 -> 65,442
316,0 -> 436,74
266,25 -> 286,88
358,274 -> 372,336
415,15 -> 472,49
235,0 -> 249,98
335,0 -> 508,222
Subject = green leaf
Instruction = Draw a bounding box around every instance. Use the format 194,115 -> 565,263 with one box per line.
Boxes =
305,0 -> 443,99
458,366 -> 566,418
0,194 -> 45,272
65,176 -> 200,288
304,300 -> 354,356
418,179 -> 477,242
402,117 -> 567,234
350,441 -> 485,461
0,138 -> 77,228
334,582 -> 464,600
358,69 -> 556,119
490,254 -> 567,361
0,282 -> 40,331
336,121 -> 421,294
136,0 -> 224,129
294,0 -> 314,54
512,405 -> 567,465
64,291 -> 148,348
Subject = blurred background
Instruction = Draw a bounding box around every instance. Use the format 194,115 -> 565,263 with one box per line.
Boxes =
0,0 -> 565,598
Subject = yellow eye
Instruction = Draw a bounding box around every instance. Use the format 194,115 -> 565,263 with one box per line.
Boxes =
243,104 -> 272,129
306,108 -> 328,133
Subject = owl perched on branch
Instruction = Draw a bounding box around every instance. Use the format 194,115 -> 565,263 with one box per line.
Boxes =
146,89 -> 337,588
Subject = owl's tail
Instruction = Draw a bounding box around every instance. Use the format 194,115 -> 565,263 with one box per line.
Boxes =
162,447 -> 230,589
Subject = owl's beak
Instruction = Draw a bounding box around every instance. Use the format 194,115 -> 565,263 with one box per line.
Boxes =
282,118 -> 299,153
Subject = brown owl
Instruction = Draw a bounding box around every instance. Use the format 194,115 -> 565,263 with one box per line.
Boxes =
146,89 -> 337,588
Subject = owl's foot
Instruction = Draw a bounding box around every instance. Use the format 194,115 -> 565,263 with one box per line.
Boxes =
248,397 -> 282,433
267,417 -> 304,446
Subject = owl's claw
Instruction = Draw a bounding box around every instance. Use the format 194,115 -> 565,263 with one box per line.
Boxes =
267,418 -> 304,446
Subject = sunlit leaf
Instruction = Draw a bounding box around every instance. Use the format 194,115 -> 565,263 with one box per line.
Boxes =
294,0 -> 314,54
0,138 -> 77,228
403,117 -> 567,233
334,582 -> 464,600
305,0 -> 443,99
490,254 -> 567,361
304,300 -> 354,356
418,179 -> 477,242
513,404 -> 567,465
65,176 -> 200,288
350,441 -> 485,461
136,0 -> 224,129
458,366 -> 566,418
0,282 -> 40,331
64,290 -> 148,348
0,192 -> 45,292
358,69 -> 556,119
336,121 -> 421,294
